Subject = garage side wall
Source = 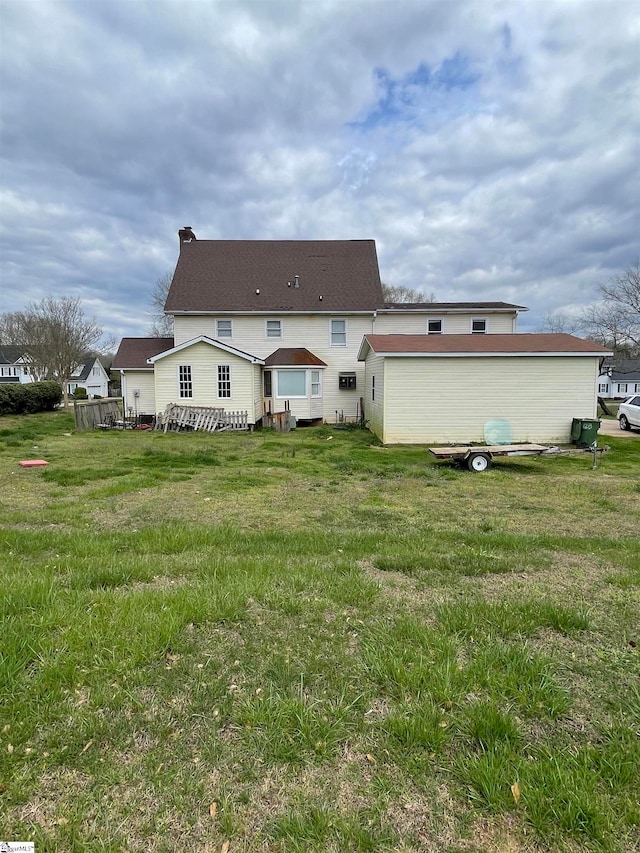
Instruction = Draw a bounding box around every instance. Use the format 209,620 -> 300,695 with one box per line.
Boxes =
363,354 -> 385,439
380,356 -> 599,444
121,371 -> 156,417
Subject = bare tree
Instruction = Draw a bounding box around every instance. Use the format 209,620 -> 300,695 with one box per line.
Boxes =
539,309 -> 584,335
382,283 -> 436,303
582,264 -> 640,355
0,296 -> 104,407
148,271 -> 174,337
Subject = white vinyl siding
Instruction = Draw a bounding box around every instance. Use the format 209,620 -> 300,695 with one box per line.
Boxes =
369,355 -> 600,445
121,371 -> 156,416
374,312 -> 517,335
174,313 -> 375,421
154,342 -> 257,420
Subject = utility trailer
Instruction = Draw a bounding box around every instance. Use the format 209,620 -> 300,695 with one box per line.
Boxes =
428,443 -> 608,472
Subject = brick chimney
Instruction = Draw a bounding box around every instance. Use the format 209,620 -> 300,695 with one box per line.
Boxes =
178,226 -> 196,247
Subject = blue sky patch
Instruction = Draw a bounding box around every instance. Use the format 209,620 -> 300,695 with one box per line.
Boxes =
351,53 -> 481,131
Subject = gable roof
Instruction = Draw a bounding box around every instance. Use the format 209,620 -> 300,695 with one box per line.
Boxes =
146,336 -> 264,365
0,345 -> 30,364
358,333 -> 613,360
600,357 -> 640,381
264,348 -> 327,367
112,337 -> 175,370
164,239 -> 384,313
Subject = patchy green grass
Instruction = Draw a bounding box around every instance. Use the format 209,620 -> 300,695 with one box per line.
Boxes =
0,413 -> 638,852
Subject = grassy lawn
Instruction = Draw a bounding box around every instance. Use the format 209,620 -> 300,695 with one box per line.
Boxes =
1,412 -> 639,852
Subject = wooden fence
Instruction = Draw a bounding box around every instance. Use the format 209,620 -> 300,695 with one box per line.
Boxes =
156,404 -> 250,433
74,398 -> 122,431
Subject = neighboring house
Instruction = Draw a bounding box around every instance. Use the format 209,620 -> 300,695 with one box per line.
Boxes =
597,358 -> 640,398
66,357 -> 111,399
0,346 -> 36,384
358,333 -> 612,445
113,229 -> 527,424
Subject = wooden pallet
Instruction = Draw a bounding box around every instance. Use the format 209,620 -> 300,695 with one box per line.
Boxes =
157,404 -> 249,433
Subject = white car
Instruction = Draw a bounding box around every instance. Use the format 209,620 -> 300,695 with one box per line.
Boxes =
618,395 -> 640,431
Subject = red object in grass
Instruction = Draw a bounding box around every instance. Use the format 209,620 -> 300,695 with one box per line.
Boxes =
19,460 -> 49,468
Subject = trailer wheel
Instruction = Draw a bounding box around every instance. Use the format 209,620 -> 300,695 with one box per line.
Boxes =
467,452 -> 492,472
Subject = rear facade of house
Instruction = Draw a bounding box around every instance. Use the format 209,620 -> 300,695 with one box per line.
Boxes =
113,228 -> 527,427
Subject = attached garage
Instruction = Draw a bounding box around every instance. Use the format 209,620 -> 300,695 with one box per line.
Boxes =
357,333 -> 612,445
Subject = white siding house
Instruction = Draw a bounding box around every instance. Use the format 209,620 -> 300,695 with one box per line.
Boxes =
113,231 -> 530,425
358,334 -> 612,445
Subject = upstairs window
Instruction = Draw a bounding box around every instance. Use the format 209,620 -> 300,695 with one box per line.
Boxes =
331,319 -> 346,346
427,318 -> 442,334
179,365 -> 193,398
471,318 -> 487,334
216,319 -> 232,338
266,320 -> 282,339
218,364 -> 231,398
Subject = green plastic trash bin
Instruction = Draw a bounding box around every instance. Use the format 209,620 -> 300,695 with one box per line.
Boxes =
571,418 -> 601,446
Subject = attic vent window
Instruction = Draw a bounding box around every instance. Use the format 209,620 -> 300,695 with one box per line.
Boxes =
339,372 -> 356,390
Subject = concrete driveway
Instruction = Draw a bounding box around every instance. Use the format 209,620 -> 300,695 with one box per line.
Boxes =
597,417 -> 640,438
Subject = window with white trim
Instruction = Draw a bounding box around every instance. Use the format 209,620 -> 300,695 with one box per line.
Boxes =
598,383 -> 608,394
635,383 -> 640,393
93,366 -> 100,376
266,319 -> 282,339
179,365 -> 193,398
216,319 -> 232,338
471,318 -> 487,334
217,364 -> 231,398
311,370 -> 321,397
427,318 -> 443,334
330,319 -> 347,346
277,370 -> 306,397
617,383 -> 628,394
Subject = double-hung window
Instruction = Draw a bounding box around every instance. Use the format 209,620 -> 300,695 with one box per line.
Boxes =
331,319 -> 346,346
216,319 -> 232,338
311,370 -> 321,397
266,320 -> 282,339
179,365 -> 193,398
218,365 -> 231,398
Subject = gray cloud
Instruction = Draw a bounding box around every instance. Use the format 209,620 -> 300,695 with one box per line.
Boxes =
1,0 -> 638,342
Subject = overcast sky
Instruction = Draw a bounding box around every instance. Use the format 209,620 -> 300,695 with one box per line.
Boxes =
1,0 -> 638,344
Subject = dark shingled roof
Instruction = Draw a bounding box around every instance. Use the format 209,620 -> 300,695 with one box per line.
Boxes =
360,333 -> 612,356
380,301 -> 527,312
112,337 -> 174,369
264,348 -> 327,367
164,240 -> 383,313
0,345 -> 30,364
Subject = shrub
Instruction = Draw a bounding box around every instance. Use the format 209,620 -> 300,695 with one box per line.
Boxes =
0,381 -> 62,415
